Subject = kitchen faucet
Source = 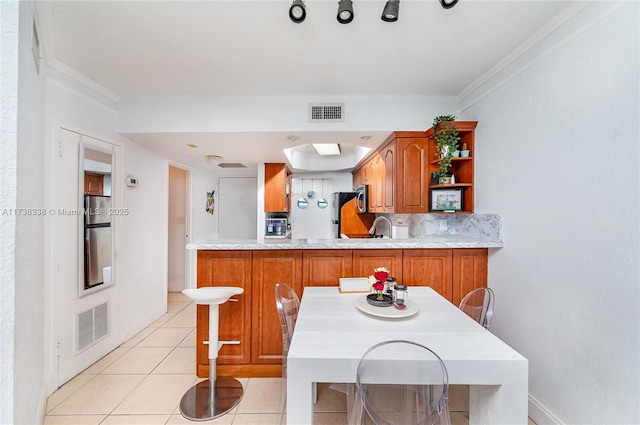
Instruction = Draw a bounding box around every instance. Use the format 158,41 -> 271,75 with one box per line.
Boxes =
368,216 -> 392,238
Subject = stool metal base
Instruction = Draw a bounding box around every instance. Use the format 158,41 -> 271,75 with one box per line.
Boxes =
179,376 -> 243,422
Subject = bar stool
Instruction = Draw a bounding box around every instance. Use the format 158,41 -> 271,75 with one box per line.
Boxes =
180,287 -> 244,421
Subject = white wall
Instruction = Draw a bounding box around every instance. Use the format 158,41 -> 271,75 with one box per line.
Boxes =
42,48 -> 169,395
290,173 -> 353,239
189,167 -> 216,240
463,3 -> 639,423
118,142 -> 169,340
43,72 -> 126,401
118,95 -> 457,134
0,2 -> 47,424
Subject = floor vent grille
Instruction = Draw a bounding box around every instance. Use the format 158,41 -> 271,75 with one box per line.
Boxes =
77,302 -> 109,352
309,103 -> 344,122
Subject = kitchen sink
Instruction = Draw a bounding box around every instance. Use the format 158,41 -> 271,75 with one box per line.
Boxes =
341,234 -> 386,239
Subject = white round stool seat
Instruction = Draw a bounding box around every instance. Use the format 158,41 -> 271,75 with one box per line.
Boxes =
183,287 -> 244,304
180,286 -> 244,421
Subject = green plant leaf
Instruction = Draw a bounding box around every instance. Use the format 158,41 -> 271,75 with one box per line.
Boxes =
431,115 -> 460,176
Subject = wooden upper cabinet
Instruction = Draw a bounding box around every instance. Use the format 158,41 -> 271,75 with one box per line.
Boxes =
426,121 -> 477,214
84,172 -> 104,195
395,134 -> 429,213
251,250 -> 302,364
352,132 -> 429,214
303,250 -> 353,286
196,250 -> 252,375
402,249 -> 453,301
452,248 -> 487,306
368,155 -> 384,212
264,163 -> 291,212
383,144 -> 395,212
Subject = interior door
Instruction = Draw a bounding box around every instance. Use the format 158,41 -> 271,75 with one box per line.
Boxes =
218,177 -> 258,239
55,128 -> 121,386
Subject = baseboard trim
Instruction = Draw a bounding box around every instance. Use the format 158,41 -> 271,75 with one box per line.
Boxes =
36,381 -> 48,425
45,375 -> 58,397
121,306 -> 167,342
529,393 -> 564,425
168,283 -> 185,293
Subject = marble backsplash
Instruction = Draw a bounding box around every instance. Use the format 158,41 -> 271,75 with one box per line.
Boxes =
383,213 -> 502,242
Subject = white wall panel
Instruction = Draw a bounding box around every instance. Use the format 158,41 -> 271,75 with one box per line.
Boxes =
465,3 -> 639,424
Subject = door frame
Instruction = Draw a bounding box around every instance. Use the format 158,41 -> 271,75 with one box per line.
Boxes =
167,161 -> 192,292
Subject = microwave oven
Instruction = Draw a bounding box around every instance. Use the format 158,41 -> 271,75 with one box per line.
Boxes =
265,218 -> 289,238
355,184 -> 368,213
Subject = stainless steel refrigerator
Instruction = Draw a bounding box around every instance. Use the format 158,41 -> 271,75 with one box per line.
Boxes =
84,195 -> 112,290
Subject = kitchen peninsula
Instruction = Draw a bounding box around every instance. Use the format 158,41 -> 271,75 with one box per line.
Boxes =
187,235 -> 502,378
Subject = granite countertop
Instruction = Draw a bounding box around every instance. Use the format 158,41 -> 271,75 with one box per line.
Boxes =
187,235 -> 503,250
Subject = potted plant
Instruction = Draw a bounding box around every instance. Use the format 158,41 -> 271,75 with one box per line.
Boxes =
431,115 -> 460,178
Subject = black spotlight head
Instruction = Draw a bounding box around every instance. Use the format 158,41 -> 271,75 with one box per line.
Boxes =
289,0 -> 306,23
381,0 -> 399,22
439,0 -> 459,9
337,0 -> 354,24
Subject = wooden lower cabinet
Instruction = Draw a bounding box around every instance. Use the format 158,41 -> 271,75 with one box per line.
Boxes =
303,250 -> 353,286
353,249 -> 403,282
196,250 -> 252,378
251,250 -> 302,365
403,249 -> 453,301
196,247 -> 488,378
452,248 -> 488,306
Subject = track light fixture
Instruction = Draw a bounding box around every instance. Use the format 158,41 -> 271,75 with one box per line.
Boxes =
381,0 -> 399,22
290,0 -> 454,24
337,0 -> 354,24
439,0 -> 459,9
289,0 -> 306,23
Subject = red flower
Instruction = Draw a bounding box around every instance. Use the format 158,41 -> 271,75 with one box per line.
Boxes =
373,270 -> 389,282
372,282 -> 385,292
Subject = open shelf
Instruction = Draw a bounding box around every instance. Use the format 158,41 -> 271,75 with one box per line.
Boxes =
426,121 -> 477,213
429,183 -> 473,189
429,157 -> 473,165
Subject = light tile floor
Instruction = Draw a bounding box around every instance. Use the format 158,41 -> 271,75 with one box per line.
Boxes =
44,292 -> 535,425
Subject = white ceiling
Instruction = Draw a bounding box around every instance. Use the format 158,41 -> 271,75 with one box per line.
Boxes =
37,0 -> 573,171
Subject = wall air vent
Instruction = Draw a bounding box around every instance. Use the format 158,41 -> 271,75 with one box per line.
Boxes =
309,103 -> 344,122
218,163 -> 247,168
77,302 -> 109,352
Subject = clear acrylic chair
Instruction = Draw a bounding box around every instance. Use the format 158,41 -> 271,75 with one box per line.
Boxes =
275,282 -> 301,377
350,340 -> 451,425
458,287 -> 494,330
275,283 -> 320,424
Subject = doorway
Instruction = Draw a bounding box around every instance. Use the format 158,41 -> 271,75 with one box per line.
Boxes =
168,165 -> 190,293
218,177 -> 258,239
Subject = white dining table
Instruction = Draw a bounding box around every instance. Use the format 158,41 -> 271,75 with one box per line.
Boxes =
286,286 -> 528,425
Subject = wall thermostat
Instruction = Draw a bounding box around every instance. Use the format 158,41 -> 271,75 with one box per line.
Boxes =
125,174 -> 138,188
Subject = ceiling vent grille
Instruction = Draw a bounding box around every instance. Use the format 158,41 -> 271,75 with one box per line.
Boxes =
218,163 -> 247,168
309,103 -> 344,122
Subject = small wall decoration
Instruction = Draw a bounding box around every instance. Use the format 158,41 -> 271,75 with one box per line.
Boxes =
206,190 -> 215,215
431,188 -> 463,212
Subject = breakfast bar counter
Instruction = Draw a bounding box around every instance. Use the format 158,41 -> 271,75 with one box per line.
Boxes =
187,235 -> 503,250
187,236 -> 498,379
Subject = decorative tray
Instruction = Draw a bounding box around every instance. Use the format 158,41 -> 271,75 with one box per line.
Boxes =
354,296 -> 419,319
